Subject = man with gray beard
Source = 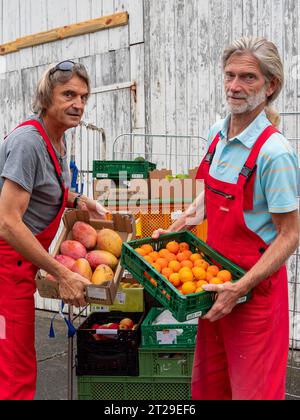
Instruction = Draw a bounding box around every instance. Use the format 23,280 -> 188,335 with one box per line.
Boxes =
153,37 -> 299,400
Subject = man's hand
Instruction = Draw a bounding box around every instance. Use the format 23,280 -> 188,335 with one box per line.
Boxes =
77,197 -> 110,220
152,228 -> 170,239
202,281 -> 243,322
58,272 -> 91,308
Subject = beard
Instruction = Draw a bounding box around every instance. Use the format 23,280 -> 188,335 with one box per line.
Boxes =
226,87 -> 267,114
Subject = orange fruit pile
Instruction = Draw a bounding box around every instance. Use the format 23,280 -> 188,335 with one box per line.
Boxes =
138,241 -> 233,295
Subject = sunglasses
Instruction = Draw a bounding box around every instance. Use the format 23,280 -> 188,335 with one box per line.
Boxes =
49,60 -> 76,77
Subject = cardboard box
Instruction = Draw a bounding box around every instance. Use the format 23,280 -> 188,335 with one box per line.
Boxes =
35,211 -> 136,305
149,168 -> 204,202
90,275 -> 144,313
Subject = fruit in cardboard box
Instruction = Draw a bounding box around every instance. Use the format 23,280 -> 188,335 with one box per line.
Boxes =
55,255 -> 76,270
60,240 -> 87,260
91,264 -> 114,285
72,221 -> 97,250
86,250 -> 118,270
71,258 -> 93,281
96,229 -> 123,258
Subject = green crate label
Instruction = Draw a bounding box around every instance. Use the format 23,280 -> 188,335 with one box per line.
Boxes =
97,173 -> 109,178
186,311 -> 203,321
156,330 -> 178,345
131,174 -> 144,179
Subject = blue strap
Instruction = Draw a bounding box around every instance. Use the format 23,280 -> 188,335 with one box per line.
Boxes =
48,301 -> 77,339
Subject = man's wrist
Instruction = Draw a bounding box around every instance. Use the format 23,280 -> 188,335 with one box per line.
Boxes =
73,194 -> 82,209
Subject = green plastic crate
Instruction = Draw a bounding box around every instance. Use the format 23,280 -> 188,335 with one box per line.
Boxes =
77,376 -> 191,400
93,160 -> 157,180
139,347 -> 194,377
121,231 -> 250,322
141,308 -> 197,348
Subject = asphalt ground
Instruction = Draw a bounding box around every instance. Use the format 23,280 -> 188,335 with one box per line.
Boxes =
34,309 -> 300,401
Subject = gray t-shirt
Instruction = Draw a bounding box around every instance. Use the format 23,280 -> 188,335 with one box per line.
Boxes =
0,116 -> 70,235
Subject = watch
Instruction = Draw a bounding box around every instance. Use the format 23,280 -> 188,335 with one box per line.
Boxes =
73,194 -> 82,209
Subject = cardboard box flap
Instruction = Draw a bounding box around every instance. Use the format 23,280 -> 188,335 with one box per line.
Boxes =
149,168 -> 172,180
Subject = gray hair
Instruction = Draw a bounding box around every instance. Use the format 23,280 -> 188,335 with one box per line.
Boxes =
223,37 -> 284,127
223,37 -> 284,104
32,61 -> 91,115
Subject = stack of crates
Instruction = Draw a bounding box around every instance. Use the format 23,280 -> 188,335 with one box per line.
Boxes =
77,307 -> 198,400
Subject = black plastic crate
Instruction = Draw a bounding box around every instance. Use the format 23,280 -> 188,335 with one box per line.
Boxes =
76,311 -> 144,376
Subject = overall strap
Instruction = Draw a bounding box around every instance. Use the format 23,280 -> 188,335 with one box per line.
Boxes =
196,133 -> 221,180
17,120 -> 66,189
238,125 -> 279,187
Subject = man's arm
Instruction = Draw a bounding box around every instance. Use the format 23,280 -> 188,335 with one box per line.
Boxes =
153,191 -> 206,237
0,179 -> 90,307
203,209 -> 299,322
67,190 -> 109,218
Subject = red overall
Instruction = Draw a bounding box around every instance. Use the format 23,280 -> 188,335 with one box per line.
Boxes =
191,126 -> 289,400
0,120 -> 68,400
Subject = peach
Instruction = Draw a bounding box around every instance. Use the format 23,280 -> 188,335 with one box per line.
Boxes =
71,258 -> 93,281
72,222 -> 97,250
60,240 -> 87,260
55,255 -> 76,270
91,265 -> 114,285
97,229 -> 123,258
86,250 -> 118,270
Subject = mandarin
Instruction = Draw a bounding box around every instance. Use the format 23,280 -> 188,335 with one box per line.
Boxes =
168,260 -> 182,273
169,273 -> 181,287
136,248 -> 147,256
149,251 -> 159,262
144,255 -> 153,264
177,252 -> 188,262
190,253 -> 202,263
181,260 -> 194,270
179,268 -> 194,283
156,258 -> 169,269
150,278 -> 158,286
207,265 -> 220,277
159,249 -> 170,258
217,270 -> 232,283
166,241 -> 180,255
164,252 -> 177,262
161,267 -> 173,279
181,281 -> 197,295
151,262 -> 162,273
196,286 -> 204,293
209,277 -> 224,285
179,242 -> 190,251
196,280 -> 209,288
184,250 -> 193,259
194,259 -> 209,270
141,244 -> 154,255
206,273 -> 214,282
192,267 -> 207,281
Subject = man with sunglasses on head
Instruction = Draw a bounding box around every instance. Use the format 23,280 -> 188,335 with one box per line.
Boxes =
0,60 -> 108,400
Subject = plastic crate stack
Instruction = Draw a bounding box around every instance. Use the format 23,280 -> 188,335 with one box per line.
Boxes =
77,307 -> 198,400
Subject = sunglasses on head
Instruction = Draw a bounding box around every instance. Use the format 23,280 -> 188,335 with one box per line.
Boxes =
49,60 -> 76,77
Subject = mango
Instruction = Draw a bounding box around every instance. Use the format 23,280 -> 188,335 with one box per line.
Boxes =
86,250 -> 119,270
55,255 -> 76,270
97,229 -> 123,258
60,240 -> 87,260
72,222 -> 97,250
71,258 -> 93,281
91,264 -> 114,285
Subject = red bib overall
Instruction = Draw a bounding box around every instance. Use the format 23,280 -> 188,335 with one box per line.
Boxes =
0,120 -> 68,400
191,126 -> 289,400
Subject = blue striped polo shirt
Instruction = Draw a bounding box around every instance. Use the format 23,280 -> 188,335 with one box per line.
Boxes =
207,110 -> 299,244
